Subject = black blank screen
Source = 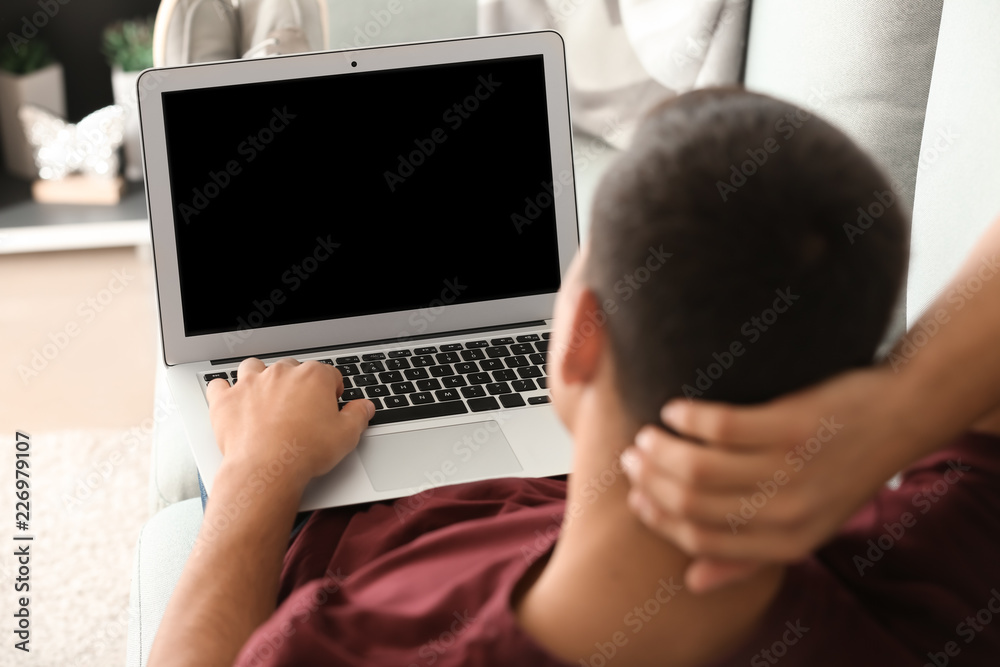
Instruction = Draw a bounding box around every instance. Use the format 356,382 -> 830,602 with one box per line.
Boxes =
162,55 -> 562,337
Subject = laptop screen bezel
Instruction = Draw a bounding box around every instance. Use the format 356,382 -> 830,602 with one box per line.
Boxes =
139,31 -> 578,366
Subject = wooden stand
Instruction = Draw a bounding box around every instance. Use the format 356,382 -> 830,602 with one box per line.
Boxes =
31,176 -> 126,205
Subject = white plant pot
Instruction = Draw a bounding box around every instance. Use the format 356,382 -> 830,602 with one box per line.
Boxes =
0,63 -> 66,180
111,67 -> 143,182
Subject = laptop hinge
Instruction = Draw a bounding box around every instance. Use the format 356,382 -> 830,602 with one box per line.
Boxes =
209,320 -> 549,365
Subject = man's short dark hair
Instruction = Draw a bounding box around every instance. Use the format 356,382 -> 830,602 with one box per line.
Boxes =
584,88 -> 908,426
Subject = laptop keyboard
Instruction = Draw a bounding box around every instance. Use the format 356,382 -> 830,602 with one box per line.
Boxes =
202,332 -> 551,426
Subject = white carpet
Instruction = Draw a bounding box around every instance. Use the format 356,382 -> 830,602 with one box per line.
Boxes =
0,429 -> 151,667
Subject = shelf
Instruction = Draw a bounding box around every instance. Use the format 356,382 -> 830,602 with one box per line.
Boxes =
0,171 -> 149,254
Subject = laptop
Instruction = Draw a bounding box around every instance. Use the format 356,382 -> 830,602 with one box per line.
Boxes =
138,31 -> 578,510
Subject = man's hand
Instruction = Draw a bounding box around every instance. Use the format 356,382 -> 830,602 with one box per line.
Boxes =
621,366 -> 920,593
206,357 -> 374,490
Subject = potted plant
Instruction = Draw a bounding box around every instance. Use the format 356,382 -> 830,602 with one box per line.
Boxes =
102,17 -> 154,182
0,40 -> 66,180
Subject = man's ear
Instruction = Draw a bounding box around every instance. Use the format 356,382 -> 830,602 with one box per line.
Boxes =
558,287 -> 606,386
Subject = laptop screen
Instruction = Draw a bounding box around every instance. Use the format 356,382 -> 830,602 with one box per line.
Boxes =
162,54 -> 562,338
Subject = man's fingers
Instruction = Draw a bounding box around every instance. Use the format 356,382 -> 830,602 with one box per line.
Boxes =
629,435 -> 771,492
237,357 -> 266,378
661,398 -> 781,449
339,399 -> 376,437
205,377 -> 230,406
685,559 -> 763,594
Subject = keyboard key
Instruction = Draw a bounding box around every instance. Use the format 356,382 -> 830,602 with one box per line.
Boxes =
386,358 -> 411,370
468,396 -> 500,412
410,392 -> 435,405
384,395 -> 409,409
480,359 -> 504,371
414,346 -> 437,355
542,332 -> 551,339
435,351 -> 460,364
388,349 -> 412,358
342,388 -> 364,401
390,382 -> 416,394
365,385 -> 390,397
460,348 -> 485,361
455,362 -> 479,374
465,340 -> 489,348
468,372 -> 491,385
440,343 -> 463,351
528,395 -> 551,405
317,359 -> 335,366
516,334 -> 540,342
493,369 -> 516,381
510,344 -> 534,355
461,385 -> 486,398
538,377 -> 548,389
230,370 -> 237,379
412,355 -> 434,367
442,376 -> 466,388
367,400 -> 467,425
369,398 -> 384,410
487,382 -> 511,395
417,379 -> 441,391
512,379 -> 537,392
429,365 -> 455,377
204,372 -> 229,384
378,371 -> 403,383
491,337 -> 514,345
362,352 -> 386,361
360,361 -> 385,373
343,377 -> 353,388
337,364 -> 359,376
404,368 -> 429,380
435,388 -> 461,402
505,355 -> 528,368
486,346 -> 510,358
528,353 -> 546,366
535,340 -> 550,353
499,394 -> 526,408
336,356 -> 360,364
518,366 -> 542,379
354,374 -> 377,387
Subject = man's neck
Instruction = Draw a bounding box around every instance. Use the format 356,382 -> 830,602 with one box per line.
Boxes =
515,387 -> 694,666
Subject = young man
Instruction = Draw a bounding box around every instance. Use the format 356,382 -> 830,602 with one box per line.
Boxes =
148,89 -> 999,666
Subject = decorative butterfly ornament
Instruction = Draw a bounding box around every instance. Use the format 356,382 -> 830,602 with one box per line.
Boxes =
18,104 -> 126,180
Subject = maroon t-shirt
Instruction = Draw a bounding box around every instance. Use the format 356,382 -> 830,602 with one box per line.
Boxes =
234,433 -> 1000,667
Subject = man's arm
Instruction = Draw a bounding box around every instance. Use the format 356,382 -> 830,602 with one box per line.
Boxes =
622,213 -> 1000,591
147,357 -> 373,667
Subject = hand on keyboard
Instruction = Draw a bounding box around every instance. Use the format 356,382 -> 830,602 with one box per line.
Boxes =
205,357 -> 375,491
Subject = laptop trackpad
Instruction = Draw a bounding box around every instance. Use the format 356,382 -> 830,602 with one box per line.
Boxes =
358,421 -> 523,492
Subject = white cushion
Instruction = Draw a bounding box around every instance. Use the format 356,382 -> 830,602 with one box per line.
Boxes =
906,1 -> 1000,325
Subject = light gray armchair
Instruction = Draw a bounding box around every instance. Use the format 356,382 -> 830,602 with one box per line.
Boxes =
127,1 -> 1000,664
